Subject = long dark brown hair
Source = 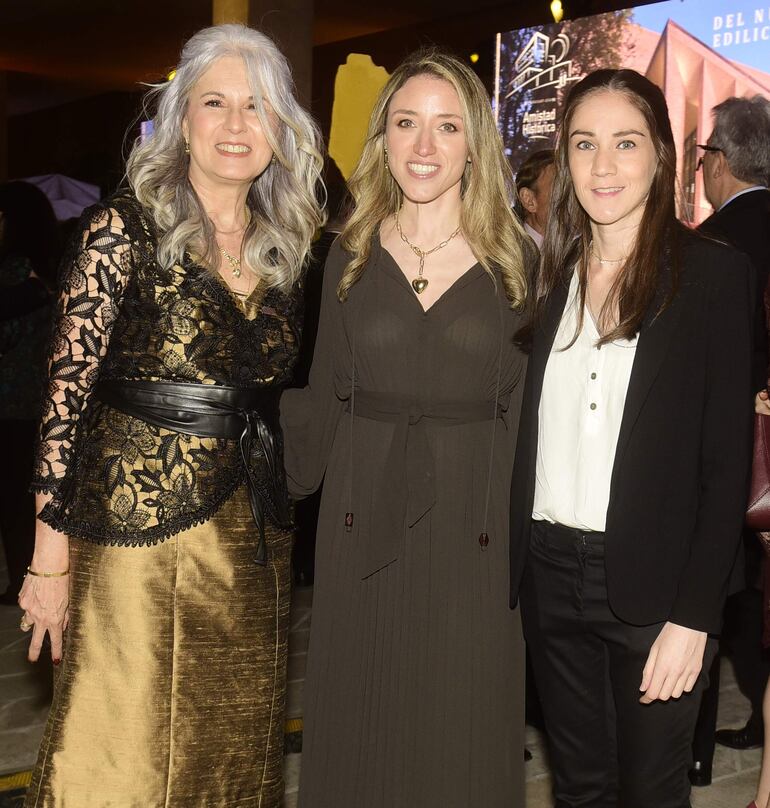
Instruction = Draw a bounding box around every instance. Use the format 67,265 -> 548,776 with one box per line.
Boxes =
537,69 -> 685,346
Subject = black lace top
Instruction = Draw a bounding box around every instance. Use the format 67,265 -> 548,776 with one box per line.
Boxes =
32,191 -> 302,546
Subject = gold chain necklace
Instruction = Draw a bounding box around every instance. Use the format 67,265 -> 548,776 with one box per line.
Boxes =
216,206 -> 250,278
394,208 -> 461,295
589,242 -> 626,265
219,246 -> 242,278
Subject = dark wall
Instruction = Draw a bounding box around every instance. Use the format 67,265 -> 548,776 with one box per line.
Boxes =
9,91 -> 144,194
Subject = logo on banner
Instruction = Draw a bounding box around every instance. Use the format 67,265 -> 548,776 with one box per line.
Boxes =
507,31 -> 580,96
504,30 -> 581,140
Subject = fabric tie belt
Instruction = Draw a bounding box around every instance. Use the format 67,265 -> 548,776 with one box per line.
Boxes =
93,379 -> 288,566
349,390 -> 502,577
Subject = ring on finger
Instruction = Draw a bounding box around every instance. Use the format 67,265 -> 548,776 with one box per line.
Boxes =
20,616 -> 34,631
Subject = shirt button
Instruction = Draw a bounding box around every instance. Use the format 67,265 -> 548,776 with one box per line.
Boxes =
590,402 -> 597,411
590,372 -> 597,380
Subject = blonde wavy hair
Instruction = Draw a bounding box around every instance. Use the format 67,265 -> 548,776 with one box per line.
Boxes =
339,49 -> 529,307
126,24 -> 325,290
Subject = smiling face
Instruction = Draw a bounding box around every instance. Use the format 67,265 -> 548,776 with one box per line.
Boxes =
567,90 -> 657,231
384,74 -> 470,207
182,55 -> 276,190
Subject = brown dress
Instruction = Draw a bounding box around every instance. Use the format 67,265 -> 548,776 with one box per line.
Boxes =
281,238 -> 528,808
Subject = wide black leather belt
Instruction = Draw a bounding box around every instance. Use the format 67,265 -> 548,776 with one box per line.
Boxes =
93,379 -> 288,566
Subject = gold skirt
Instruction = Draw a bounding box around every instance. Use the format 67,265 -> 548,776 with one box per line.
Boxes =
25,486 -> 293,808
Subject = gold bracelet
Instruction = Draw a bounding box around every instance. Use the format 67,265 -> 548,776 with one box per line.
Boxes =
26,566 -> 70,578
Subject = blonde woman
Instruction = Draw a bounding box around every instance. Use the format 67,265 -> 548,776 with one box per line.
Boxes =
19,24 -> 323,807
282,49 -> 533,807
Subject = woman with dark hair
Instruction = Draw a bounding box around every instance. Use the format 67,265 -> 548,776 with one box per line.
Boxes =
0,181 -> 58,605
509,68 -> 755,807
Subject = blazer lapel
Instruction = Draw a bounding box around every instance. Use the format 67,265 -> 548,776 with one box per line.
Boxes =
515,276 -> 570,533
612,265 -> 682,472
530,278 -> 570,406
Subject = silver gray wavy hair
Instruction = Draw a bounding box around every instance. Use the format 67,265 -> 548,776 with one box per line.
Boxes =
709,95 -> 770,187
126,24 -> 325,289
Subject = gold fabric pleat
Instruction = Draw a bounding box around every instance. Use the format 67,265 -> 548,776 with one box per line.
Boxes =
25,485 -> 292,808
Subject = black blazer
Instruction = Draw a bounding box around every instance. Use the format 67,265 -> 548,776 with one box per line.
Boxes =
509,233 -> 755,634
699,188 -> 770,298
700,188 -> 770,389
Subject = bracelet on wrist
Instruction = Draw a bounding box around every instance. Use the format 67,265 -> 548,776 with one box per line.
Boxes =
26,566 -> 70,578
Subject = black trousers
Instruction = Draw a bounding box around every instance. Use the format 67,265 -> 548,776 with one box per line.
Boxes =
520,520 -> 717,808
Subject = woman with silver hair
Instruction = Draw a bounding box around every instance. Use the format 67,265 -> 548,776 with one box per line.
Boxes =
19,23 -> 324,807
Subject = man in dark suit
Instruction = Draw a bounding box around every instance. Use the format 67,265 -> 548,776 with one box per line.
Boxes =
690,93 -> 770,787
699,97 -> 770,292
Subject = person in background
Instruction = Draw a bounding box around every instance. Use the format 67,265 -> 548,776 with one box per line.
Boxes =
510,69 -> 755,808
698,94 -> 770,808
19,24 -> 324,807
0,181 -> 58,605
515,148 -> 555,250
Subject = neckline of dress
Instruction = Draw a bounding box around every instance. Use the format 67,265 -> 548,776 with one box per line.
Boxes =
375,233 -> 484,315
203,263 -> 264,321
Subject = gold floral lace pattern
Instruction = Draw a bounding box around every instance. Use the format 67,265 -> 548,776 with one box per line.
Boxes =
33,192 -> 301,545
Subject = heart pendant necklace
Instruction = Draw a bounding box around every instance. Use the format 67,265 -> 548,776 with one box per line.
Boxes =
395,207 -> 461,295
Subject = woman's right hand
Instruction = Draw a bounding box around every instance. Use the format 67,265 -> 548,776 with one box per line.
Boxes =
20,494 -> 71,663
756,390 -> 770,415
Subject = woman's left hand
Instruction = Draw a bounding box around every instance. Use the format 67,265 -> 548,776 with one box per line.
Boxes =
639,621 -> 707,703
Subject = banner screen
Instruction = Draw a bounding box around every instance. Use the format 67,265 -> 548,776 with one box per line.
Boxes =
495,0 -> 770,222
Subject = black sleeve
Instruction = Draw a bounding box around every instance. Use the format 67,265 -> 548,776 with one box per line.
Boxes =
32,204 -> 132,492
668,254 -> 755,632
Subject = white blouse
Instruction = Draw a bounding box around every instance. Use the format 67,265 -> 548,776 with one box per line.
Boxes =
532,271 -> 638,531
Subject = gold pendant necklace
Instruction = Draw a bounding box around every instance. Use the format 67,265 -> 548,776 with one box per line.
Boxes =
394,208 -> 461,295
219,246 -> 242,278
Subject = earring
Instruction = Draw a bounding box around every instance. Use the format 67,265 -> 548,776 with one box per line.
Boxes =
466,157 -> 472,164
384,145 -> 389,167
184,139 -> 190,155
271,154 -> 277,166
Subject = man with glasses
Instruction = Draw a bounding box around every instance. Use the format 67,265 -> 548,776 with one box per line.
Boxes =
690,94 -> 770,789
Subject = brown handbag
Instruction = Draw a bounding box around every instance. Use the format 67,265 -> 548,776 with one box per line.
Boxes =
747,412 -> 770,531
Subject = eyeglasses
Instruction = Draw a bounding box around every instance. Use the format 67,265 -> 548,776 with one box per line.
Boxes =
696,144 -> 722,172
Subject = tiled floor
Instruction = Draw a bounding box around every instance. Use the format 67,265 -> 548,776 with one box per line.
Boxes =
0,558 -> 761,807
